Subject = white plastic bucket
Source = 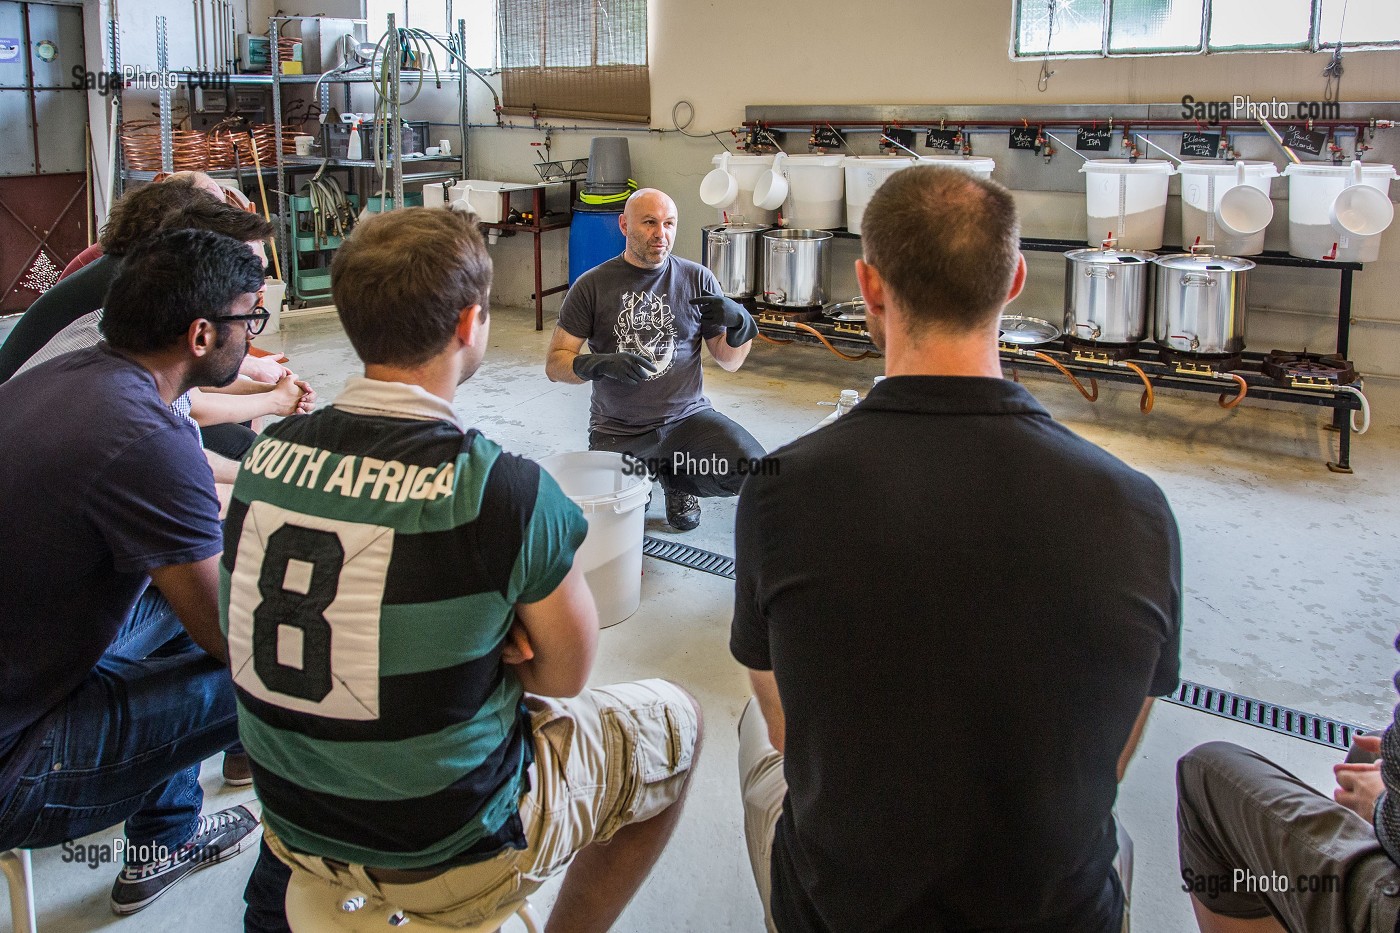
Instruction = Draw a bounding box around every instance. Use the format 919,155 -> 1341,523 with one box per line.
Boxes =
1178,160 -> 1278,256
781,154 -> 846,229
1283,161 -> 1398,262
842,155 -> 996,234
1080,159 -> 1176,250
711,153 -> 777,225
537,451 -> 651,628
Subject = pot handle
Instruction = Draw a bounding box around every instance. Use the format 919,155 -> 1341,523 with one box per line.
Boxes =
1182,273 -> 1216,287
772,243 -> 796,254
708,231 -> 729,246
1085,266 -> 1116,279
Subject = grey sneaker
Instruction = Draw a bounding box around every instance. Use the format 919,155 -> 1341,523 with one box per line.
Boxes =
110,804 -> 261,915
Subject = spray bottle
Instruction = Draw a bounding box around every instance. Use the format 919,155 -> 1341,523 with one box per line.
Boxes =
346,119 -> 362,161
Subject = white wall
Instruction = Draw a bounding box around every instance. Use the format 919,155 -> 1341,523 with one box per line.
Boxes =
97,0 -> 1400,376
464,0 -> 1400,379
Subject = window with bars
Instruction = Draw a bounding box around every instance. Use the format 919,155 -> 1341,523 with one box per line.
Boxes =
1013,0 -> 1400,58
497,0 -> 649,123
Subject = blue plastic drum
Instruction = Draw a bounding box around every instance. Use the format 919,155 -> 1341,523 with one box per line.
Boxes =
569,209 -> 626,285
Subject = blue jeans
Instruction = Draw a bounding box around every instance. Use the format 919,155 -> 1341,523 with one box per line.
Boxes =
0,586 -> 238,853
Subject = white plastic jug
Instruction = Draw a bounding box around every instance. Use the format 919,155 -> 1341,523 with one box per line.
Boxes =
1080,159 -> 1176,250
1178,160 -> 1278,255
1283,161 -> 1398,262
709,153 -> 777,225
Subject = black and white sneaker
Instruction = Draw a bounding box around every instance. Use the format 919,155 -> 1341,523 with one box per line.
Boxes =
110,804 -> 261,915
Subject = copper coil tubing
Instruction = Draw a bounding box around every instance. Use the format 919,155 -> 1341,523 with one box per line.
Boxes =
121,122 -> 164,171
121,123 -> 209,172
276,38 -> 301,62
206,130 -> 255,171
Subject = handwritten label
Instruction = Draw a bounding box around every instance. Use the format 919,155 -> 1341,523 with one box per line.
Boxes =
1076,126 -> 1114,151
810,126 -> 844,151
1008,127 -> 1041,152
882,127 -> 916,152
1180,132 -> 1221,158
1282,126 -> 1327,156
925,129 -> 960,151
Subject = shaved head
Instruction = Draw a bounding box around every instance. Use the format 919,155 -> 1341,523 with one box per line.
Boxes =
620,188 -> 678,269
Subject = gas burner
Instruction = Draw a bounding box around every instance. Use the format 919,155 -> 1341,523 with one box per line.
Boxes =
1157,347 -> 1243,373
1262,350 -> 1358,388
1064,338 -> 1140,361
754,306 -> 826,324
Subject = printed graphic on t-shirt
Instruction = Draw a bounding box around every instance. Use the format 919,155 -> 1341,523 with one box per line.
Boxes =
615,290 -> 676,380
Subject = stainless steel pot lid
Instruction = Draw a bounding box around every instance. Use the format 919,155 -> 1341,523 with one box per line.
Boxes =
823,298 -> 866,322
998,315 -> 1062,345
1154,253 -> 1256,272
1065,247 -> 1158,264
703,223 -> 771,236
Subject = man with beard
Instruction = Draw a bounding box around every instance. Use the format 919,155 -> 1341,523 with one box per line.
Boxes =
0,228 -> 265,915
545,188 -> 765,531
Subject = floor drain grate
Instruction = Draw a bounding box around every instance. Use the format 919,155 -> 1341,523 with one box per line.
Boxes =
640,538 -> 1378,752
1164,680 -> 1376,752
642,536 -> 736,580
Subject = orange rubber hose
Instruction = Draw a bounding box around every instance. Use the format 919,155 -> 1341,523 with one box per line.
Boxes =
1122,360 -> 1154,413
791,322 -> 876,362
1218,373 -> 1248,409
1032,351 -> 1099,402
758,332 -> 793,346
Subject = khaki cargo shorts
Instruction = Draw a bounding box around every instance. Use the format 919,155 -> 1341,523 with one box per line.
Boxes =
266,678 -> 699,927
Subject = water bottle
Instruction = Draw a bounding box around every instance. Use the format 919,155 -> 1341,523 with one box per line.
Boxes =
834,389 -> 860,417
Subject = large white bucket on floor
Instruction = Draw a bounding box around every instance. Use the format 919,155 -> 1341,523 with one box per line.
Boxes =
1081,159 -> 1175,249
537,451 -> 651,628
1282,161 -> 1398,262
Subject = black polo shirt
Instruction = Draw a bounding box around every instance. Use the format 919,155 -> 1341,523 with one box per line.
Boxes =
731,375 -> 1181,933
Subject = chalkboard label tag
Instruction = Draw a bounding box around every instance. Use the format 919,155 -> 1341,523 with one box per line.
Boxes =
1282,126 -> 1327,156
1076,126 -> 1114,151
1180,132 -> 1221,158
1008,126 -> 1042,152
925,129 -> 960,151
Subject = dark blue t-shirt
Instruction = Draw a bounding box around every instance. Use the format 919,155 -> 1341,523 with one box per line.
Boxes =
557,255 -> 726,436
0,345 -> 222,760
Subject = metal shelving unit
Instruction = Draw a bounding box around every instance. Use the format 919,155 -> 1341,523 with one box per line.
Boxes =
269,14 -> 469,304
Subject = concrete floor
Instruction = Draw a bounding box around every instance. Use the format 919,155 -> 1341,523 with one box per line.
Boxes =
6,304 -> 1400,933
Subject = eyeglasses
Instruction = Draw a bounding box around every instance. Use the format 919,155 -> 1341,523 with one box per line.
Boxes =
211,305 -> 272,336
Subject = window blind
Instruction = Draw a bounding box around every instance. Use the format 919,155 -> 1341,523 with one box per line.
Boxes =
498,0 -> 649,123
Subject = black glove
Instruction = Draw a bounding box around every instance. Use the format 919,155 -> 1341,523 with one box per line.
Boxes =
572,352 -> 658,385
690,294 -> 758,348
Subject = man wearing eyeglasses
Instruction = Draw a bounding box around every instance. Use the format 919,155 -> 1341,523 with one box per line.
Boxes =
0,228 -> 266,915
